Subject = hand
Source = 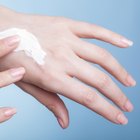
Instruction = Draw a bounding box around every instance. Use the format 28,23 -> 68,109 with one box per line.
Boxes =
0,36 -> 25,123
0,35 -> 67,128
0,7 -> 136,127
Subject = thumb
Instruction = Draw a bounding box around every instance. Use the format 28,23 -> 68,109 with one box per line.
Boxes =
0,107 -> 17,123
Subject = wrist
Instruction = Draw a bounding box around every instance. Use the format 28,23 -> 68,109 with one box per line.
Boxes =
0,6 -> 27,30
0,6 -> 52,32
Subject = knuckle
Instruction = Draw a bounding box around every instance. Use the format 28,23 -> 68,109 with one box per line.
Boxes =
41,71 -> 56,83
47,104 -> 57,112
56,49 -> 67,60
98,75 -> 111,89
115,94 -> 127,107
118,67 -> 128,80
111,32 -> 123,43
53,46 -> 70,61
40,70 -> 63,91
47,101 -> 64,115
106,30 -> 119,40
83,92 -> 98,108
47,98 -> 62,110
97,48 -> 111,60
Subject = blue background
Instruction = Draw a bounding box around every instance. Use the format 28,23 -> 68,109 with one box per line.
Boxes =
0,0 -> 139,139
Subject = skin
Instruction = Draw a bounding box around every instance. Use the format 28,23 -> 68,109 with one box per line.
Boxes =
0,36 -> 25,123
0,7 -> 136,128
0,36 -> 68,128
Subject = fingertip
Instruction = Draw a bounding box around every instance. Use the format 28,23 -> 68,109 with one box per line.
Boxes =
3,35 -> 20,47
117,113 -> 128,125
120,38 -> 133,48
63,111 -> 69,129
0,35 -> 20,57
4,108 -> 17,117
47,97 -> 69,129
57,117 -> 65,128
52,105 -> 69,129
0,107 -> 17,123
57,116 -> 69,129
10,67 -> 26,80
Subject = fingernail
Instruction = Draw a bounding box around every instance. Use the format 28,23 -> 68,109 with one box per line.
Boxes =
4,108 -> 17,117
10,67 -> 25,78
121,38 -> 133,47
5,35 -> 20,47
57,118 -> 65,128
124,100 -> 134,112
126,75 -> 136,87
117,114 -> 128,125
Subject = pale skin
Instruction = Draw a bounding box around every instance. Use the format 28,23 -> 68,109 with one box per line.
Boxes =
0,36 -> 25,123
0,7 -> 136,128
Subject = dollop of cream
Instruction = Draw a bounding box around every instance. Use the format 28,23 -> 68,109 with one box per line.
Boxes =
0,28 -> 46,65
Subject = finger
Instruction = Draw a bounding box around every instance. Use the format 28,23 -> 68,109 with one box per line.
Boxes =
57,75 -> 128,125
0,35 -> 20,57
17,81 -> 69,129
71,39 -> 136,87
0,107 -> 17,123
68,20 -> 133,48
0,67 -> 25,88
70,57 -> 133,112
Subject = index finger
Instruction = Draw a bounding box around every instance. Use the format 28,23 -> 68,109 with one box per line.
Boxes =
0,35 -> 20,57
68,20 -> 133,48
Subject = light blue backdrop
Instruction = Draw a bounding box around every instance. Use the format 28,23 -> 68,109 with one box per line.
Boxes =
0,0 -> 139,140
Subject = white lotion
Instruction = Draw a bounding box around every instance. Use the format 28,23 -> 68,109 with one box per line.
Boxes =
0,28 -> 46,65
